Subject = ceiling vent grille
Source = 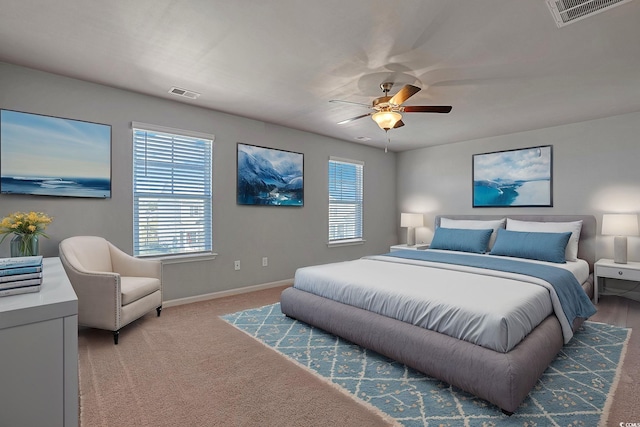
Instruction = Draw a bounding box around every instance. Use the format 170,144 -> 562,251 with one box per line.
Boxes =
169,87 -> 201,99
546,0 -> 633,27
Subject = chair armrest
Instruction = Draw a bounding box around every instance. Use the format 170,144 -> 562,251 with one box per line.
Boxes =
59,250 -> 122,330
65,268 -> 121,307
108,242 -> 162,279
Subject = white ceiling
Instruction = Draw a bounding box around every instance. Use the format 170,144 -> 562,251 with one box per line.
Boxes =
1,0 -> 640,152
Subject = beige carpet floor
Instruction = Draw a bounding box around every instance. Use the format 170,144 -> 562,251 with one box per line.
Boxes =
78,285 -> 394,427
79,285 -> 640,427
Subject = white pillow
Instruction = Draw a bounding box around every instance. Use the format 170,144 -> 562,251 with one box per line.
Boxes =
439,218 -> 506,251
506,219 -> 583,261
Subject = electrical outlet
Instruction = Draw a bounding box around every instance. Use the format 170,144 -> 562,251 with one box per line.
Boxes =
262,257 -> 268,267
234,260 -> 241,271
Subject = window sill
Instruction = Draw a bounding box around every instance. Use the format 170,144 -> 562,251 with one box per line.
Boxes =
150,252 -> 218,265
327,239 -> 365,248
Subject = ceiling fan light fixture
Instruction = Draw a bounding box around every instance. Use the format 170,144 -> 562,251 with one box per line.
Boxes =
372,111 -> 402,131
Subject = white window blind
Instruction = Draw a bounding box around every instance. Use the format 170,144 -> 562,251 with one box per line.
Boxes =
328,157 -> 363,243
133,124 -> 213,257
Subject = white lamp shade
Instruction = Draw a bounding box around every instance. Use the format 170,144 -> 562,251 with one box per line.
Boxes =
401,213 -> 423,228
602,214 -> 639,236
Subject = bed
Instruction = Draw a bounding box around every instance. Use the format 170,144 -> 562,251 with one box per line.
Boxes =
280,214 -> 597,414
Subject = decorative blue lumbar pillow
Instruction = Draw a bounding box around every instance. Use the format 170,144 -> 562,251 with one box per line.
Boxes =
430,227 -> 494,254
489,228 -> 572,263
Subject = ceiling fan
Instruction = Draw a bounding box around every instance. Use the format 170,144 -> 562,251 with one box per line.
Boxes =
332,82 -> 452,131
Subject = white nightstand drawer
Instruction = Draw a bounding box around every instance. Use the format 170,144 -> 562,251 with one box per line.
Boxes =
597,265 -> 640,281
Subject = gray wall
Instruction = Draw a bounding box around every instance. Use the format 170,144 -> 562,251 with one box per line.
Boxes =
0,62 -> 398,301
397,111 -> 640,260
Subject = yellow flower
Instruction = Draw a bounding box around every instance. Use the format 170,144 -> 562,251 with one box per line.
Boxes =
0,211 -> 53,243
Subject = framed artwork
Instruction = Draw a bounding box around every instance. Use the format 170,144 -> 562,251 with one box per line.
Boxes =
0,109 -> 112,198
237,143 -> 304,206
472,145 -> 552,207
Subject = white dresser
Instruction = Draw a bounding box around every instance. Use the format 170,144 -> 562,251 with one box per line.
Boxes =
0,257 -> 78,427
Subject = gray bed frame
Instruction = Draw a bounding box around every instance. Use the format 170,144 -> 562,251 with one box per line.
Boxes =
280,215 -> 596,414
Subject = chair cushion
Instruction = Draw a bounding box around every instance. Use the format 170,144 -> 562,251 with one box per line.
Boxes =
121,276 -> 161,306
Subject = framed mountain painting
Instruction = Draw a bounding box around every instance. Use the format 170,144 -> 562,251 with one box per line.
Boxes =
237,143 -> 304,206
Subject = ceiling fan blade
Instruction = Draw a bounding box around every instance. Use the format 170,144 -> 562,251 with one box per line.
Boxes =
393,120 -> 405,129
337,113 -> 372,125
329,99 -> 371,108
389,84 -> 421,106
403,105 -> 452,113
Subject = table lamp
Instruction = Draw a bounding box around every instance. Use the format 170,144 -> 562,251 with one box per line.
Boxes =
401,213 -> 424,246
602,213 -> 639,264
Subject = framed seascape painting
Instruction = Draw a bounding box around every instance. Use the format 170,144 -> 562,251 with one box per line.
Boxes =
237,143 -> 303,206
0,109 -> 112,198
472,145 -> 552,207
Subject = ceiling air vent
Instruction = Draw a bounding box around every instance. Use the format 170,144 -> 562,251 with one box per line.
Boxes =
169,87 -> 201,99
546,0 -> 633,27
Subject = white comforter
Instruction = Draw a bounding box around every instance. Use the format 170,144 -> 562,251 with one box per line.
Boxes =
293,252 -> 589,353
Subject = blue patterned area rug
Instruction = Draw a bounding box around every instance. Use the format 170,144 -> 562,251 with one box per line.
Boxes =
221,303 -> 630,427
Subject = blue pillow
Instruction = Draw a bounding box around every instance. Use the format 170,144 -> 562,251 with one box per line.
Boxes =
489,228 -> 571,263
430,227 -> 493,254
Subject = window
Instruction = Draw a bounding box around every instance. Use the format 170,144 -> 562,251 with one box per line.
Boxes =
132,122 -> 213,257
328,157 -> 364,244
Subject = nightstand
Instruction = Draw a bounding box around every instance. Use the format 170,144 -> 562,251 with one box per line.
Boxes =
390,244 -> 430,252
594,259 -> 640,304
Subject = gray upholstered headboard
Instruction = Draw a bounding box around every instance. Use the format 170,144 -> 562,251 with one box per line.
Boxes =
434,215 -> 597,273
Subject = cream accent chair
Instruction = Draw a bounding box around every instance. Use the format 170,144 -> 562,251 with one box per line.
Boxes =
59,236 -> 162,344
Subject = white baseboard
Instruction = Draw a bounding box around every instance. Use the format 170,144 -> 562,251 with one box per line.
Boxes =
163,279 -> 293,308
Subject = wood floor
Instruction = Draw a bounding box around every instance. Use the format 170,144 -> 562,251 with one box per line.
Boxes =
592,293 -> 640,327
590,294 -> 640,424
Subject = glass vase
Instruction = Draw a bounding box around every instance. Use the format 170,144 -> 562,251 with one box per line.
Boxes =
10,234 -> 39,257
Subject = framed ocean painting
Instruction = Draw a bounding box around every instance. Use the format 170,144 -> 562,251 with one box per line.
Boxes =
0,109 -> 112,198
237,143 -> 303,206
472,145 -> 552,207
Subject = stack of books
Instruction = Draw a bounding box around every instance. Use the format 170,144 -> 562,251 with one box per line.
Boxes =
0,256 -> 44,297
